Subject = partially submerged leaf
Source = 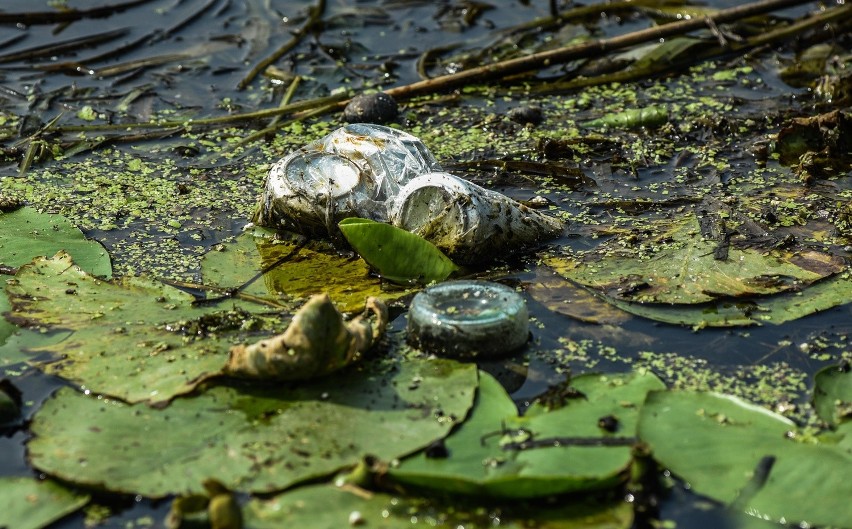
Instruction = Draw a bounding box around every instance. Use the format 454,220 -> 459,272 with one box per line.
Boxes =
0,476 -> 89,529
545,214 -> 845,304
639,391 -> 852,528
5,252 -> 282,405
27,357 -> 477,497
201,227 -> 410,313
390,370 -> 664,499
338,217 -> 459,284
245,483 -> 634,529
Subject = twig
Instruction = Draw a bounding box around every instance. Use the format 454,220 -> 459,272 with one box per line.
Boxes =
0,0 -> 156,24
0,28 -> 129,64
238,0 -> 327,90
530,2 -> 851,93
383,0 -> 816,100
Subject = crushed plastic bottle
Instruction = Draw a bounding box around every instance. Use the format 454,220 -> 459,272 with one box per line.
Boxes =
254,124 -> 563,264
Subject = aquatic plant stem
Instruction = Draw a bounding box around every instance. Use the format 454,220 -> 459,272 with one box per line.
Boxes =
384,0 -> 816,100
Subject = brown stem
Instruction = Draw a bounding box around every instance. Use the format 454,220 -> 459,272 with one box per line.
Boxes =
384,0 -> 816,100
0,0 -> 156,24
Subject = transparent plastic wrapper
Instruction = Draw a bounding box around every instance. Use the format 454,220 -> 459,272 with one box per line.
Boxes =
254,124 -> 440,235
255,124 -> 564,263
389,172 -> 564,264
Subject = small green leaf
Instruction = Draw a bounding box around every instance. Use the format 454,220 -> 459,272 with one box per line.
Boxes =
813,364 -> 852,427
0,476 -> 89,529
338,218 -> 459,285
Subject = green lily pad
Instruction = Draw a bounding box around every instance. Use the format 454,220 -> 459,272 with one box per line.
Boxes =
546,215 -> 843,305
390,370 -> 664,499
583,270 -> 852,328
201,227 -> 411,313
6,252 -> 284,405
27,356 -> 477,497
0,207 -> 111,276
813,364 -> 852,426
638,390 -> 852,528
0,476 -> 89,529
1,207 -> 112,349
245,483 -> 633,529
338,218 -> 459,285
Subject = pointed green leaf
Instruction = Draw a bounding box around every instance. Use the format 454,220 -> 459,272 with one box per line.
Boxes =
338,218 -> 459,285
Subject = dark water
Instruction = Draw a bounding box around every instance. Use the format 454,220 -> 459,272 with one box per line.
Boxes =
1,0 -> 850,528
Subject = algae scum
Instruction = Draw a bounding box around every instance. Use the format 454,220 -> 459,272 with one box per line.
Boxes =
1,0 -> 852,528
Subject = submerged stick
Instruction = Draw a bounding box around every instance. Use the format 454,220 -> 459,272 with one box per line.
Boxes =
0,0 -> 155,24
384,0 -> 815,100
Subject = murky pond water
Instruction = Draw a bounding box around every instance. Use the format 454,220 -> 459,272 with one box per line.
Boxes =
1,0 -> 850,527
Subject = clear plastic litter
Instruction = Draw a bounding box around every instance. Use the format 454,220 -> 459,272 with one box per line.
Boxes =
254,124 -> 563,264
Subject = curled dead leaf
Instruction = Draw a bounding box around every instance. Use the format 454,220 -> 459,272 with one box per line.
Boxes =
224,294 -> 388,380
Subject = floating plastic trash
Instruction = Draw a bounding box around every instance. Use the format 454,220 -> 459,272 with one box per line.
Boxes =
407,280 -> 529,359
255,124 -> 563,263
389,172 -> 563,264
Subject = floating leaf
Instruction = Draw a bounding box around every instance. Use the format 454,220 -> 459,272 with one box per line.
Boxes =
0,476 -> 89,529
5,252 -> 283,405
583,270 -> 852,328
638,391 -> 852,528
390,370 -> 664,499
546,215 -> 843,305
0,207 -> 111,276
201,227 -> 411,313
1,207 -> 112,349
339,217 -> 460,284
813,364 -> 852,427
27,357 -> 477,497
581,105 -> 668,130
245,483 -> 633,529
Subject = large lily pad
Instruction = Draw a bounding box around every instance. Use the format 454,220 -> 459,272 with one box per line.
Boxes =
1,207 -> 111,350
245,483 -> 633,529
27,356 -> 477,498
0,476 -> 89,529
389,370 -> 664,498
546,214 -> 843,305
201,227 -> 411,313
5,252 -> 284,405
638,390 -> 852,528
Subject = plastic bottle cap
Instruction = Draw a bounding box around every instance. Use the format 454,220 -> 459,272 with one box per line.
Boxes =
407,280 -> 529,359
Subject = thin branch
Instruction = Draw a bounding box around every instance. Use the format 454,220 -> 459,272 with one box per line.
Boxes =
383,0 -> 816,100
0,0 -> 156,24
237,0 -> 327,90
0,28 -> 129,64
